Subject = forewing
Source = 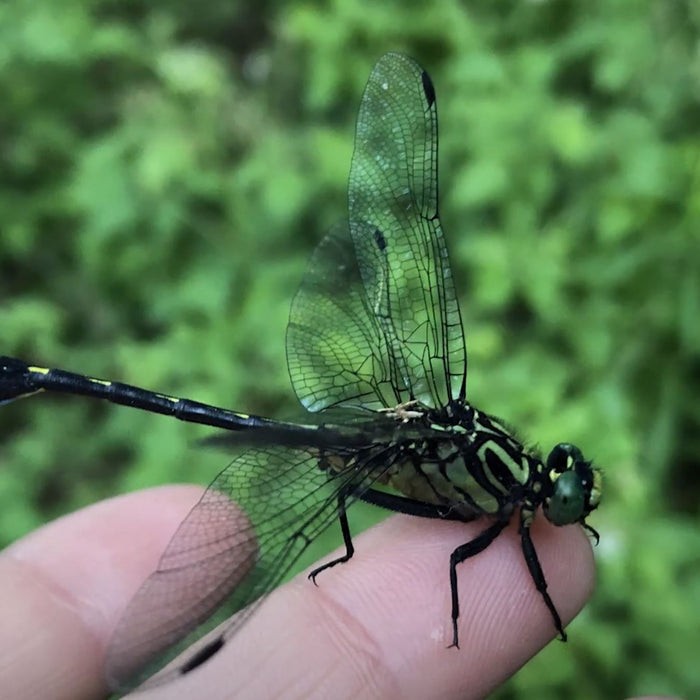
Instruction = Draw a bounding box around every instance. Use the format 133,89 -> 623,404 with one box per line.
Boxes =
349,53 -> 466,407
105,443 -> 389,691
287,53 -> 466,412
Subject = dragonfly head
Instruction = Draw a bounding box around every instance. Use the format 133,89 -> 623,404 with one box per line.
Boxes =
542,443 -> 602,526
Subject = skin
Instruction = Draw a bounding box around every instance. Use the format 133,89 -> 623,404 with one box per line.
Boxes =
0,484 -> 663,700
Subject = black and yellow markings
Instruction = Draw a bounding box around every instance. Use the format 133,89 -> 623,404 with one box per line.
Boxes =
0,355 -> 277,434
27,365 -> 50,375
471,409 -> 531,492
477,441 -> 528,489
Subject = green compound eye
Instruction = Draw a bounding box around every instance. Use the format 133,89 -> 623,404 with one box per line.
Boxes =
545,470 -> 586,525
546,442 -> 584,473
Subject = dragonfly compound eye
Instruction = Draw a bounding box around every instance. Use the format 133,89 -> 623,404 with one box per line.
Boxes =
546,442 -> 584,473
544,470 -> 586,525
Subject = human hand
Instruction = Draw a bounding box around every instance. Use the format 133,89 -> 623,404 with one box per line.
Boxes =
0,485 -> 595,699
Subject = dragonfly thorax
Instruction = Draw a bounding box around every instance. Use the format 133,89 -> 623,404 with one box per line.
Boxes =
376,402 -> 542,520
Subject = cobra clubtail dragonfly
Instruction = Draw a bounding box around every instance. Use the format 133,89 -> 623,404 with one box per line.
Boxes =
0,52 -> 601,691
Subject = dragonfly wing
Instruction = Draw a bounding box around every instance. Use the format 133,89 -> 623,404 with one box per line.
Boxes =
287,53 -> 467,412
105,443 -> 390,691
287,221 -> 398,411
349,53 -> 466,408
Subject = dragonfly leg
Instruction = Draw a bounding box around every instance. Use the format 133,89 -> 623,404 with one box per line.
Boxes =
518,516 -> 566,641
448,519 -> 509,648
582,522 -> 600,545
308,485 -> 355,584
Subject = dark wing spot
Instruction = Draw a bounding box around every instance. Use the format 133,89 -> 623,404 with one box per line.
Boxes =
421,70 -> 436,108
374,228 -> 387,251
180,637 -> 225,674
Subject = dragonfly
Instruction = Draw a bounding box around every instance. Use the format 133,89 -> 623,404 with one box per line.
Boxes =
0,52 -> 602,691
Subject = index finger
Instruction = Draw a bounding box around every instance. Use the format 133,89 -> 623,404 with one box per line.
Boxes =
0,489 -> 595,700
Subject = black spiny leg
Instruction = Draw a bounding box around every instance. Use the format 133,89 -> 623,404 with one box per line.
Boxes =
448,519 -> 509,648
308,486 -> 355,584
518,513 -> 566,641
582,522 -> 600,545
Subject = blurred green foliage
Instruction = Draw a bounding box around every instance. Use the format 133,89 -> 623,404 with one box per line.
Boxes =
1,0 -> 699,697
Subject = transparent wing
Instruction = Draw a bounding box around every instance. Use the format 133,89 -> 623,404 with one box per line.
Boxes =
105,442 -> 391,691
349,53 -> 467,407
287,52 -> 466,412
287,221 -> 397,411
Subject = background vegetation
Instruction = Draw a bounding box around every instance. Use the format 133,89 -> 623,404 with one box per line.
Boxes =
1,0 -> 699,697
